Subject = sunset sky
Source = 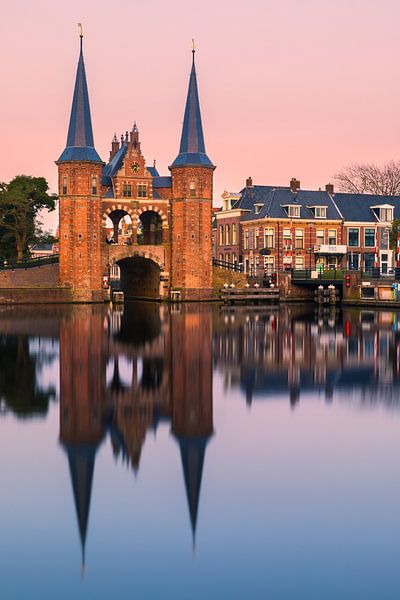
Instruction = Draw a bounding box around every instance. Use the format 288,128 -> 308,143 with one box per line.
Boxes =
1,0 -> 400,230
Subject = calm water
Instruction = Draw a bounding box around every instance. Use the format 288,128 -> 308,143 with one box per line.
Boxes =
0,302 -> 400,599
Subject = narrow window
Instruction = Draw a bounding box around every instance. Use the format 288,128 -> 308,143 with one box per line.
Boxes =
92,176 -> 97,195
264,228 -> 274,248
225,224 -> 230,245
189,181 -> 196,197
62,176 -> 68,195
328,229 -> 337,244
123,184 -> 132,198
295,229 -> 304,249
232,223 -> 237,244
364,228 -> 375,247
348,228 -> 359,247
138,184 -> 147,198
283,228 -> 291,248
316,229 -> 324,245
219,225 -> 224,245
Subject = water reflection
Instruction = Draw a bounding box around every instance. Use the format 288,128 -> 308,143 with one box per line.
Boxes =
0,302 -> 400,581
214,305 -> 400,409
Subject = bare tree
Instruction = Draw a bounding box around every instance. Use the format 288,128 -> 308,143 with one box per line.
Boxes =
333,161 -> 400,196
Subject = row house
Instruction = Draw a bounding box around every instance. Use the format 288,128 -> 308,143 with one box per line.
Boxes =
214,177 -> 400,276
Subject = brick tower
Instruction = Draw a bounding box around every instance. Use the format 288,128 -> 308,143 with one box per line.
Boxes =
56,32 -> 104,302
169,48 -> 215,300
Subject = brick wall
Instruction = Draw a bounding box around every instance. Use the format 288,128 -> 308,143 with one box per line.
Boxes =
0,264 -> 59,288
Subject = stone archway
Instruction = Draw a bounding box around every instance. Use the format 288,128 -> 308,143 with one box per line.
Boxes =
137,210 -> 163,245
117,256 -> 161,300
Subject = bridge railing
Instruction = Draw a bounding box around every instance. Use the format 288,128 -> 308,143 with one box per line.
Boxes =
0,254 -> 60,270
291,268 -> 345,281
212,258 -> 244,273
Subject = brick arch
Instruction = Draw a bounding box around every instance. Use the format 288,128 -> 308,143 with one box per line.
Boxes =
108,245 -> 165,269
135,205 -> 167,225
102,205 -> 135,225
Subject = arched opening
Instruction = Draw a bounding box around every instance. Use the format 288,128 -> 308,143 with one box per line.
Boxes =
137,211 -> 163,245
114,302 -> 162,346
106,210 -> 133,245
117,256 -> 161,299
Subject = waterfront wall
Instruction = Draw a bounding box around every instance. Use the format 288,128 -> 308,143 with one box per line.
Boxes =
0,263 -> 59,287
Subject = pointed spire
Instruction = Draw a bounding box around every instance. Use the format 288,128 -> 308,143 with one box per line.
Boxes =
65,443 -> 97,572
178,436 -> 209,544
57,28 -> 102,163
171,44 -> 213,168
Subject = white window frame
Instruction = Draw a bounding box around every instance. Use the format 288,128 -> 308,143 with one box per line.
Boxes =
295,228 -> 304,249
314,206 -> 327,219
316,229 -> 325,245
287,205 -> 300,218
264,227 -> 274,248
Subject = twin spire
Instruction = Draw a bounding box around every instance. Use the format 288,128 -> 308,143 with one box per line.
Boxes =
171,44 -> 214,168
58,31 -> 213,168
57,28 -> 102,164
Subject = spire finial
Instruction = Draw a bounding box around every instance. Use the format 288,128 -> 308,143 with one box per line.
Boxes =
192,39 -> 195,63
78,23 -> 83,53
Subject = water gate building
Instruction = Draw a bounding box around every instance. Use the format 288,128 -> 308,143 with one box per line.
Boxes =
56,34 -> 215,302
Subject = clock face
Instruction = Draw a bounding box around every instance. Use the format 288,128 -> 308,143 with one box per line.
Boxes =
130,162 -> 140,173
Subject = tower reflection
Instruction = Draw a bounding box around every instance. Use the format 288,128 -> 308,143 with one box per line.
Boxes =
1,302 -> 400,572
58,302 -> 214,568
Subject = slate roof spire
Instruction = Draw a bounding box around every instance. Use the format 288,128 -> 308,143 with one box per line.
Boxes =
171,44 -> 213,168
178,435 -> 210,547
65,443 -> 97,575
57,28 -> 102,163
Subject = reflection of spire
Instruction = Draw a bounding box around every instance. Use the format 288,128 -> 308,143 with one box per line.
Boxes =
178,436 -> 209,546
110,358 -> 123,392
65,443 -> 97,572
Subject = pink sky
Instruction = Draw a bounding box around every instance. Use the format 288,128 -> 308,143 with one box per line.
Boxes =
1,0 -> 400,230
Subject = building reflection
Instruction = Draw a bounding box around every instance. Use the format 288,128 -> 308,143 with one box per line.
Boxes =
1,301 -> 400,569
58,302 -> 213,568
213,305 -> 400,408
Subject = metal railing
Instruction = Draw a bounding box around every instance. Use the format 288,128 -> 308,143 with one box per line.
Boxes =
291,268 -> 345,281
0,254 -> 60,270
212,258 -> 244,273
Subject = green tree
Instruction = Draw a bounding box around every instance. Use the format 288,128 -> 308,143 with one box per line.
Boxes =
0,175 -> 56,259
390,219 -> 400,253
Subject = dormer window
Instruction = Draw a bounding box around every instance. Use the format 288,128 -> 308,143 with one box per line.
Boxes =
283,205 -> 300,218
380,207 -> 393,222
371,204 -> 394,222
309,206 -> 327,219
254,203 -> 264,215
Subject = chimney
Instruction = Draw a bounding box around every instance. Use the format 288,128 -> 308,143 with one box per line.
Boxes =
246,176 -> 253,187
325,183 -> 334,195
290,178 -> 300,193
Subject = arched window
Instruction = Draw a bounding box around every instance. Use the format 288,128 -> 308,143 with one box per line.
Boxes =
62,176 -> 68,195
92,176 -> 98,195
225,224 -> 230,245
189,180 -> 196,197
